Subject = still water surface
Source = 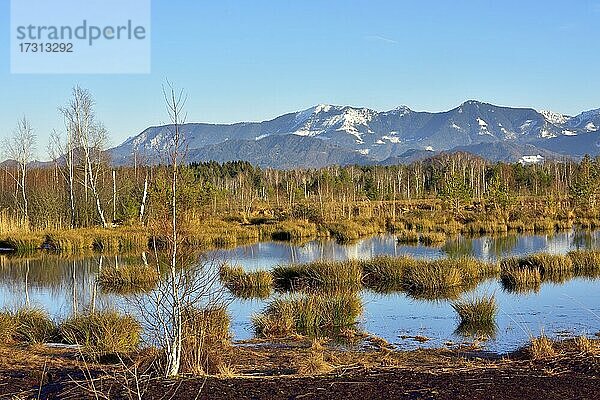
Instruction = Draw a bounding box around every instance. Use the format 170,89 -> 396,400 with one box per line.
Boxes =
1,229 -> 599,353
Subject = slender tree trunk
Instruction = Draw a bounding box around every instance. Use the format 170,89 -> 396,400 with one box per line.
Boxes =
87,158 -> 107,227
112,170 -> 117,223
20,164 -> 28,225
68,148 -> 76,228
139,174 -> 149,223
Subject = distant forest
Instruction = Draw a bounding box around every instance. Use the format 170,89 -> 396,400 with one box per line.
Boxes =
1,150 -> 598,231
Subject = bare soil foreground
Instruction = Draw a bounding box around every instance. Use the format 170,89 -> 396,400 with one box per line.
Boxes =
1,340 -> 599,400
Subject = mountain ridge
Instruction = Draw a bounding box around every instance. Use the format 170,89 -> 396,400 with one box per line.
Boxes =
104,100 -> 600,167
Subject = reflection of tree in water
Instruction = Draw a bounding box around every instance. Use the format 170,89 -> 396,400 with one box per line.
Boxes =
0,254 -> 132,316
487,234 -> 518,259
0,255 -> 94,295
443,236 -> 473,258
572,229 -> 595,250
443,234 -> 519,260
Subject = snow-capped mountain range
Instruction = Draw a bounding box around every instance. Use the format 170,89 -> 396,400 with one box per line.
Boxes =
110,101 -> 600,168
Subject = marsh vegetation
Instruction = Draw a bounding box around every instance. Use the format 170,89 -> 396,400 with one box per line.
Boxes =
2,86 -> 600,397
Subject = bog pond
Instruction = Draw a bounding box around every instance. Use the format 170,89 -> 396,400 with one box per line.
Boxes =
1,229 -> 599,353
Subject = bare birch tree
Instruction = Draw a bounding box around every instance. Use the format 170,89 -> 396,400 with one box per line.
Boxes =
49,128 -> 77,228
132,81 -> 231,378
163,81 -> 186,376
139,81 -> 188,377
60,86 -> 109,228
3,117 -> 36,225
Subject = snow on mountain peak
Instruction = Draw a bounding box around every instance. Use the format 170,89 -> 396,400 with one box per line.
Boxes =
291,104 -> 375,140
314,104 -> 334,114
383,105 -> 412,117
540,110 -> 570,125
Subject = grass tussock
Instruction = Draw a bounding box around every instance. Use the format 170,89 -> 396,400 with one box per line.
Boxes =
326,220 -> 382,244
574,336 -> 598,354
361,256 -> 495,295
217,363 -> 237,377
181,306 -> 231,375
219,264 -> 273,298
272,260 -> 362,291
458,257 -> 500,281
60,310 -> 141,358
462,221 -> 508,235
452,295 -> 497,326
500,253 -> 574,287
529,335 -> 555,359
402,259 -> 463,294
269,220 -> 318,241
419,232 -> 447,246
396,230 -> 420,244
500,267 -> 542,293
0,312 -> 17,344
98,264 -> 160,293
253,293 -> 363,338
360,256 -> 416,291
533,219 -> 556,232
295,351 -> 334,375
0,308 -> 58,344
567,250 -> 600,278
529,253 -> 574,283
396,231 -> 447,246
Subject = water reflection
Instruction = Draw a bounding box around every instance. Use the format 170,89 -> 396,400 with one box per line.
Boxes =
0,229 -> 599,353
215,229 -> 600,269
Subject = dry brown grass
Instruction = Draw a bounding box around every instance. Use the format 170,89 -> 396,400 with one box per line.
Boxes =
219,264 -> 273,298
295,351 -> 334,375
530,335 -> 556,359
98,264 -> 160,293
0,312 -> 17,344
59,310 -> 141,358
181,306 -> 231,375
217,363 -> 237,377
575,336 -> 598,355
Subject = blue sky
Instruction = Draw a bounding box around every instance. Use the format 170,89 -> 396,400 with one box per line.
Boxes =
1,0 -> 599,158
